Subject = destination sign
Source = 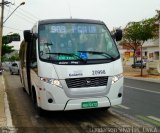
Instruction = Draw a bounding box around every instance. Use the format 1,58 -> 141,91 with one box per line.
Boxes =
50,24 -> 96,33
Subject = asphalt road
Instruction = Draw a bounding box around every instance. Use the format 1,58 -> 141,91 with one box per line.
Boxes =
3,72 -> 155,133
112,78 -> 160,127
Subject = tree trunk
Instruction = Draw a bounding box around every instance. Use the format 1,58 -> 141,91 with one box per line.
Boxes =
133,49 -> 136,65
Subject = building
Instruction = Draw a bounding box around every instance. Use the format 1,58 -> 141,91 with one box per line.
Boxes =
142,39 -> 159,61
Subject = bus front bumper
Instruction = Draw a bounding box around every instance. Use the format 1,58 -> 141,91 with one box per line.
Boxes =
64,97 -> 111,110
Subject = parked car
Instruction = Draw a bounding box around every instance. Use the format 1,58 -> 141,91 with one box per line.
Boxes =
0,62 -> 3,75
131,60 -> 146,68
0,67 -> 3,75
9,62 -> 19,75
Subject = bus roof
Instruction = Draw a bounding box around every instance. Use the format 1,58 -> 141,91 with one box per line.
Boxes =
38,19 -> 105,25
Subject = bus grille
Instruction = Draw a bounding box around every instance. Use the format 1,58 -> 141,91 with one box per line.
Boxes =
65,76 -> 108,88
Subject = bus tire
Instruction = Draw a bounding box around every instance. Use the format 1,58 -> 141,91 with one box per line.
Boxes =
22,87 -> 26,92
32,87 -> 44,116
36,106 -> 44,116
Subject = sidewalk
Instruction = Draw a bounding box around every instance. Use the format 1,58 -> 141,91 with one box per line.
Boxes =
0,75 -> 6,127
123,65 -> 160,83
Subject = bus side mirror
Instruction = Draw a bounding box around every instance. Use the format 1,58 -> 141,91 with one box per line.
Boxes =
113,29 -> 122,41
24,30 -> 31,42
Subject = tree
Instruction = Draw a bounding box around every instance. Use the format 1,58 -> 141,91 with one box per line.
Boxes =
122,18 -> 156,76
153,10 -> 160,38
1,35 -> 15,59
122,22 -> 142,65
137,18 -> 156,76
155,10 -> 160,21
9,54 -> 20,61
2,44 -> 14,57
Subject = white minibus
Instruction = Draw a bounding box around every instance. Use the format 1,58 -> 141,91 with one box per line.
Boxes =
19,19 -> 123,115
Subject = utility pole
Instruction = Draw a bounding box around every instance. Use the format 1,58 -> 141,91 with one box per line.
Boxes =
0,0 -> 4,62
0,1 -> 23,62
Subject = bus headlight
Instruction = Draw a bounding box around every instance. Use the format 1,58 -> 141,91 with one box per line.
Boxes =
40,77 -> 62,88
112,73 -> 123,84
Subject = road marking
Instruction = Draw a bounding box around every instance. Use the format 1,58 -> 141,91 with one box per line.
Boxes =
148,116 -> 160,123
124,85 -> 160,94
137,115 -> 160,126
114,105 -> 130,109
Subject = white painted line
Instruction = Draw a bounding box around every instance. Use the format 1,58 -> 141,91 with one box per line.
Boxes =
124,85 -> 160,94
148,116 -> 160,122
114,104 -> 130,109
3,77 -> 17,132
117,105 -> 130,109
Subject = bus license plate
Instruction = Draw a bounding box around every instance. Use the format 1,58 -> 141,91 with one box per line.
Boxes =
81,101 -> 98,108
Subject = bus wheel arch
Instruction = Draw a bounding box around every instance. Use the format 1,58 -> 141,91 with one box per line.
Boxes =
31,85 -> 44,116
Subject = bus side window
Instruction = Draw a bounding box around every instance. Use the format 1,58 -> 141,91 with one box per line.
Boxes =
30,37 -> 37,69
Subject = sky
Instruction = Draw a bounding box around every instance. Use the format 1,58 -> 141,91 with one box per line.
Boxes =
2,0 -> 160,50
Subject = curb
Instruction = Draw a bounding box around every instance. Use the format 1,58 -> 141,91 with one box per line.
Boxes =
0,75 -> 15,132
0,75 -> 6,127
124,76 -> 160,83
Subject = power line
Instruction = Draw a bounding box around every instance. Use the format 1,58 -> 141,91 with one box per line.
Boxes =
4,7 -> 36,24
19,8 -> 40,20
13,12 -> 36,24
5,4 -> 12,20
3,26 -> 24,31
10,5 -> 39,21
13,4 -> 40,20
16,10 -> 38,22
3,2 -> 25,24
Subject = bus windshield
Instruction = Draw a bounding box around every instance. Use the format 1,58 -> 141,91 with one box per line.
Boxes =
38,23 -> 119,63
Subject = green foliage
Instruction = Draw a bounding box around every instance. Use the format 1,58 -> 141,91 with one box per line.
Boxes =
124,18 -> 156,44
1,34 -> 20,57
139,18 -> 156,42
1,56 -> 10,62
155,10 -> 160,21
2,44 -> 14,56
2,52 -> 20,62
9,55 -> 19,61
123,18 -> 156,76
2,34 -> 20,44
2,35 -> 12,44
124,22 -> 141,44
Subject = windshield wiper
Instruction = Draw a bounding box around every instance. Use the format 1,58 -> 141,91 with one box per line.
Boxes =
44,42 -> 53,46
45,52 -> 87,63
78,51 -> 115,60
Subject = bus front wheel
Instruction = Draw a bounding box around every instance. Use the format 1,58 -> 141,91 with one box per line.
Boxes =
32,88 -> 44,116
